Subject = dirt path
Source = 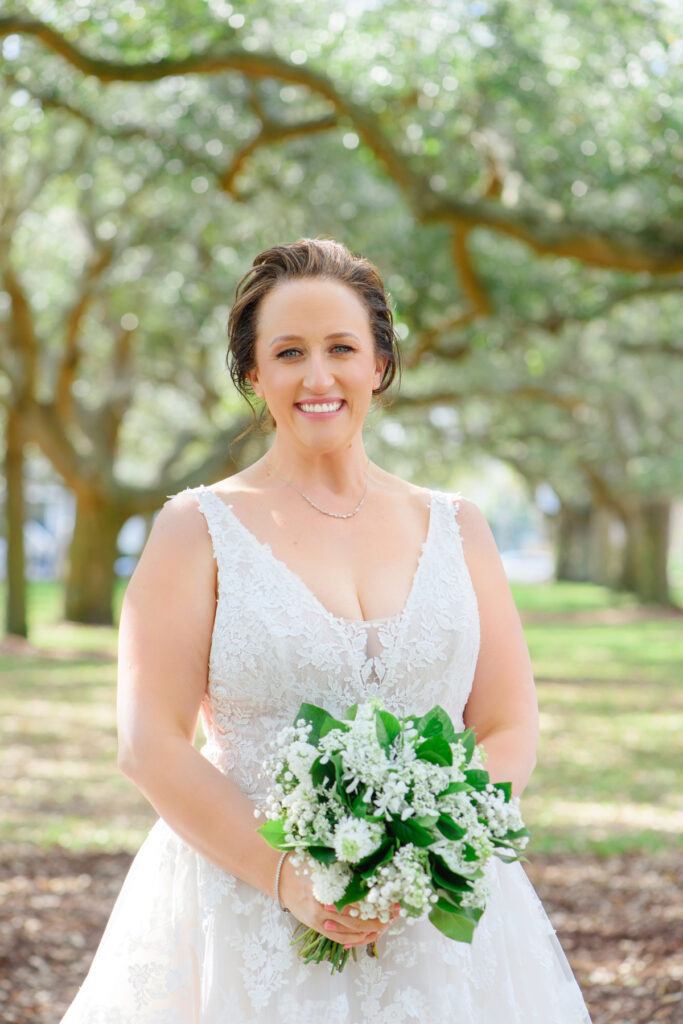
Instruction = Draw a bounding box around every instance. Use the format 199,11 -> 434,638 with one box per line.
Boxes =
0,846 -> 680,1023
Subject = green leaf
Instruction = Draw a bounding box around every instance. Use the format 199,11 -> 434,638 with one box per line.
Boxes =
495,851 -> 524,864
428,905 -> 476,943
351,789 -> 369,818
256,818 -> 289,850
507,827 -> 532,840
493,781 -> 512,802
356,838 -> 395,878
344,703 -> 359,721
376,709 -> 401,749
311,755 -> 336,789
415,706 -> 456,743
415,736 -> 453,766
453,728 -> 476,762
414,813 -> 440,829
320,715 -> 348,739
439,781 -> 473,796
436,897 -> 485,924
433,892 -> 465,913
335,872 -> 369,911
389,815 -> 435,847
294,702 -> 333,745
429,854 -> 471,892
436,812 -> 467,841
308,846 -> 337,865
464,768 -> 490,789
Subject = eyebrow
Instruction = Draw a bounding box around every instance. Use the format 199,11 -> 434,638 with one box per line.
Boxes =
268,331 -> 360,348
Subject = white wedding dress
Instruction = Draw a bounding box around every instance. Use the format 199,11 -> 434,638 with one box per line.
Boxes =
61,484 -> 592,1023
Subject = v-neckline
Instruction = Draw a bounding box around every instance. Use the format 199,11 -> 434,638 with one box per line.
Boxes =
199,484 -> 437,629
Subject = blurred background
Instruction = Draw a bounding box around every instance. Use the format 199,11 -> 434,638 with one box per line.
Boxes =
0,1 -> 681,1021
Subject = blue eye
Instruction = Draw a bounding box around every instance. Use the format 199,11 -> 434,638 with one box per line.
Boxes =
276,345 -> 353,358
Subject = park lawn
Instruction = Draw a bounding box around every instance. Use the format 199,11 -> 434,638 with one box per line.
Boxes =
0,579 -> 681,856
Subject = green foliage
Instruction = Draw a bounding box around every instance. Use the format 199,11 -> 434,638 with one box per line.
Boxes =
1,0 -> 681,513
256,817 -> 289,850
375,709 -> 401,749
428,903 -> 477,943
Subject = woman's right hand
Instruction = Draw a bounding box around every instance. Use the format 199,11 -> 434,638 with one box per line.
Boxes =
278,856 -> 399,949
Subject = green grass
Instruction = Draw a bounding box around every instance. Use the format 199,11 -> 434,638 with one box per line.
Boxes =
1,580 -> 681,856
511,581 -> 683,855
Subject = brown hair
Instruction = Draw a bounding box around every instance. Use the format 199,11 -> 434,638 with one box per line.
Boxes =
226,238 -> 401,432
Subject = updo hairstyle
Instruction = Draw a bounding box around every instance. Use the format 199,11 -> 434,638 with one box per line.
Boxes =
226,238 -> 401,429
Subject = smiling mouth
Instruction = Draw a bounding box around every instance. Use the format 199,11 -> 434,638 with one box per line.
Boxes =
296,400 -> 345,414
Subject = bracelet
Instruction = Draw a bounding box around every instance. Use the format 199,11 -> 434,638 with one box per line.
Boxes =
275,850 -> 291,913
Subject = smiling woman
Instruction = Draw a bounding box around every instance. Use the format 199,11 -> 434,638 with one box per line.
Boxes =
59,238 -> 592,1024
245,277 -> 385,452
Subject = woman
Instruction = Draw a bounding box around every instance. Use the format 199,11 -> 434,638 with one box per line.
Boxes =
61,238 -> 592,1022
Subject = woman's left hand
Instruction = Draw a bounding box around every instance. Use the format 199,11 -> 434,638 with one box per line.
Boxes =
320,901 -> 401,949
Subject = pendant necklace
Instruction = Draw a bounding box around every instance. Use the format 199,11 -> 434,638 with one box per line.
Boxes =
264,457 -> 370,519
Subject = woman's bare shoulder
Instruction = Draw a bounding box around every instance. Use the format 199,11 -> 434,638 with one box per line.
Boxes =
198,469 -> 261,504
370,466 -> 432,509
128,488 -> 216,592
446,495 -> 505,575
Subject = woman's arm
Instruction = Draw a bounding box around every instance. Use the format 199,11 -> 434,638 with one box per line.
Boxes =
116,492 -> 283,899
456,498 -> 539,797
116,492 -> 390,948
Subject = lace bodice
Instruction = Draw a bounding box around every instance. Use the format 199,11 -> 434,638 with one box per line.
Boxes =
180,485 -> 481,802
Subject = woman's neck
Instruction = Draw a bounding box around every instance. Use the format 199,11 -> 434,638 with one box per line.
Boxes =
261,442 -> 371,497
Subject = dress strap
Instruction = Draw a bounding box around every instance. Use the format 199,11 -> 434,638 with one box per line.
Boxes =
167,484 -> 235,578
429,488 -> 464,539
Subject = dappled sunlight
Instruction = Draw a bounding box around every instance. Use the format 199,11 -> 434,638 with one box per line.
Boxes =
525,796 -> 683,835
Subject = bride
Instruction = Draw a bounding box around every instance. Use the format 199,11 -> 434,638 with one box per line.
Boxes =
61,237 -> 592,1022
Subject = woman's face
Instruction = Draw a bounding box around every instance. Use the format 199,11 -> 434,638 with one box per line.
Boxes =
247,277 -> 387,452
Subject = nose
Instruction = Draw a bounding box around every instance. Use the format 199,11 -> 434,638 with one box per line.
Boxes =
303,352 -> 335,392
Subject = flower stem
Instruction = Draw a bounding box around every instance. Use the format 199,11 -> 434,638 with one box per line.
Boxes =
288,925 -> 359,974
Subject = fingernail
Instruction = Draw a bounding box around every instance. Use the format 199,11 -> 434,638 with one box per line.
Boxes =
324,922 -> 334,931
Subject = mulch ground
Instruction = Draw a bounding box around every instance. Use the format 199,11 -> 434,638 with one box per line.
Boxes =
0,845 -> 680,1023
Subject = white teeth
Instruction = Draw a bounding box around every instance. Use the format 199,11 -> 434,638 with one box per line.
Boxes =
298,401 -> 343,413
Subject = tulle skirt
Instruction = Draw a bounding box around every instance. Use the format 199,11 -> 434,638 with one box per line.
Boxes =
60,818 -> 592,1023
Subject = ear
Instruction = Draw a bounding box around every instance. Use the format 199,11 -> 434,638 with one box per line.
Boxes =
373,355 -> 389,390
247,366 -> 264,399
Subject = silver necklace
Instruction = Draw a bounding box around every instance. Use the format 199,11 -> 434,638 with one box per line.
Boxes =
264,457 -> 370,519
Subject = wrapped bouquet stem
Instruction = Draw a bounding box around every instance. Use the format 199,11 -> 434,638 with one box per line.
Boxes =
257,698 -> 530,974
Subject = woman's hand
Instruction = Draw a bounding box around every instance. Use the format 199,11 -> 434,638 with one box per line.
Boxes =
279,856 -> 399,948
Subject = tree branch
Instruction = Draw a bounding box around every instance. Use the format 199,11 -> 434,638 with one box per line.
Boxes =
394,385 -> 584,413
405,226 -> 493,366
2,16 -> 681,274
55,242 -> 115,419
3,265 -> 38,396
219,111 -> 338,196
421,196 -> 682,274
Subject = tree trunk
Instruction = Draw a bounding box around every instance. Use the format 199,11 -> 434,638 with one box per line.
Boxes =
555,502 -> 624,586
554,503 -> 593,581
64,492 -> 126,625
4,407 -> 28,638
619,498 -> 673,606
586,505 -> 617,586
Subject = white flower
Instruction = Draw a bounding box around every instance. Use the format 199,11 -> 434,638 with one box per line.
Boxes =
332,817 -> 384,864
309,859 -> 352,905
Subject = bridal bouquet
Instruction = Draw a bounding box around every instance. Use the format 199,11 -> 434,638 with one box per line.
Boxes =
257,699 -> 530,974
